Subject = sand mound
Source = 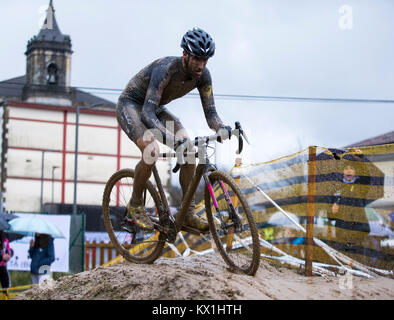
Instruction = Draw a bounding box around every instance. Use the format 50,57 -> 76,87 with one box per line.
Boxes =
14,252 -> 394,300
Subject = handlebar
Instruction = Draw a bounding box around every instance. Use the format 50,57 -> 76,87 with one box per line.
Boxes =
168,121 -> 249,173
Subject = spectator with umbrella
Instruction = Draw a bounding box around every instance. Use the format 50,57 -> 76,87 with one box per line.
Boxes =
28,233 -> 55,285
8,215 -> 63,285
0,230 -> 11,295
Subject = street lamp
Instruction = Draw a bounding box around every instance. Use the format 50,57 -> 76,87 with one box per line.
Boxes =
73,103 -> 104,215
51,165 -> 59,203
40,150 -> 45,212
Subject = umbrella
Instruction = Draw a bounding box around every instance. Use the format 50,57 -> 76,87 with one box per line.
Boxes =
0,216 -> 10,230
8,216 -> 64,238
317,148 -> 385,207
0,214 -> 25,242
0,213 -> 18,230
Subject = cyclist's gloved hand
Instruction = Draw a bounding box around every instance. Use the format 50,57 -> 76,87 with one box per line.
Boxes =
174,138 -> 194,166
216,125 -> 232,143
174,137 -> 192,152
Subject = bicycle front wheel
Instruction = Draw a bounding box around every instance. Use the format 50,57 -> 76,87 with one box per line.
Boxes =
205,170 -> 260,275
102,169 -> 165,264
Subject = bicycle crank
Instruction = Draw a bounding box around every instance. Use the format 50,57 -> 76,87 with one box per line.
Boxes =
150,215 -> 177,244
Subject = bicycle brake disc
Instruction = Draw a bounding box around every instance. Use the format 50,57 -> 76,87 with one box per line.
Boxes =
160,216 -> 177,244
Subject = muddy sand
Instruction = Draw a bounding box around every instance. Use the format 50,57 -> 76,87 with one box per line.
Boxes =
14,252 -> 394,300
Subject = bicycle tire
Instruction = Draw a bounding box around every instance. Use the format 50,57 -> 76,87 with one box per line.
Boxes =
102,168 -> 165,264
205,170 -> 260,275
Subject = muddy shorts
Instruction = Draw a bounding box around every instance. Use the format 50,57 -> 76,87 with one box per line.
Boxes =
116,97 -> 186,146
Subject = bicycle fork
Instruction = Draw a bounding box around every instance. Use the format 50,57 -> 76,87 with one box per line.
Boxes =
203,174 -> 242,234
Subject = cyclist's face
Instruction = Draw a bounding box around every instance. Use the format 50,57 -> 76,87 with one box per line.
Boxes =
183,52 -> 208,79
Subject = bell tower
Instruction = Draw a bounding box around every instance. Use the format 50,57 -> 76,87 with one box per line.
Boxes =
23,0 -> 74,106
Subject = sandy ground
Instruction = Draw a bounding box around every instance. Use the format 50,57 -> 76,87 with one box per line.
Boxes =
14,252 -> 394,300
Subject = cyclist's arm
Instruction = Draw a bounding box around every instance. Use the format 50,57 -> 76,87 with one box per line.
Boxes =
141,66 -> 175,144
197,68 -> 224,132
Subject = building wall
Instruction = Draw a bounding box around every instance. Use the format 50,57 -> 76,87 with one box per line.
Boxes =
3,102 -> 171,212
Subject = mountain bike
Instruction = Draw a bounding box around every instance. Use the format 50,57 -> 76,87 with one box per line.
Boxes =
102,122 -> 260,275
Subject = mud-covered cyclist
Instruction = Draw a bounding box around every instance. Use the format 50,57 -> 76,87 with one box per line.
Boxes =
117,28 -> 232,233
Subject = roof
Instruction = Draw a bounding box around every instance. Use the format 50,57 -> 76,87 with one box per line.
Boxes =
0,76 -> 25,99
26,0 -> 72,54
36,0 -> 65,43
74,88 -> 116,108
0,75 -> 115,108
346,131 -> 394,147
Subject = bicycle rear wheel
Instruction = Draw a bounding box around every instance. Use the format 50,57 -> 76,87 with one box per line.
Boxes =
205,170 -> 260,275
102,169 -> 165,264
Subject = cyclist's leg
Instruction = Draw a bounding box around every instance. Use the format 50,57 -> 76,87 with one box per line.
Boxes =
157,108 -> 208,231
116,98 -> 159,206
156,107 -> 195,198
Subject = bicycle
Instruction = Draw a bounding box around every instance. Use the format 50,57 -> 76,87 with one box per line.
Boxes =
102,122 -> 260,275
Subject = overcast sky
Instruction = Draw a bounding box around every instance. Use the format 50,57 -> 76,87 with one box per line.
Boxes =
1,0 -> 393,165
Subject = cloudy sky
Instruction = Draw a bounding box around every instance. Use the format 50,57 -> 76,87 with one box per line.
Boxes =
1,0 -> 393,165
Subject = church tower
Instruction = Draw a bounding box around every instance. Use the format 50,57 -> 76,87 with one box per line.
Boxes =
22,0 -> 74,106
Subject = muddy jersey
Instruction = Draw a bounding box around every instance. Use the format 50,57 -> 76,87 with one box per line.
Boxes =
119,56 -> 224,139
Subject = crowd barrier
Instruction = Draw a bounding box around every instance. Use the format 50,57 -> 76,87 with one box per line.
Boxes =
231,144 -> 393,273
0,285 -> 33,300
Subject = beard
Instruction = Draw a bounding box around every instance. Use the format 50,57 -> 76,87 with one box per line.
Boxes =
185,56 -> 203,80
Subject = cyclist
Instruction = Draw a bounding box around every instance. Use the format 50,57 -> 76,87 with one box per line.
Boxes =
117,27 -> 231,233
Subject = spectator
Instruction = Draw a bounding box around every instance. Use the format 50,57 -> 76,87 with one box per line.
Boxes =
330,165 -> 371,254
28,233 -> 55,284
0,230 -> 11,294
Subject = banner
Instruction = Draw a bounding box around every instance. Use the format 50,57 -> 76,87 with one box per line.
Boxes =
7,213 -> 71,273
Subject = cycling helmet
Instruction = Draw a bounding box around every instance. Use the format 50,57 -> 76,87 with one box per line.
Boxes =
181,28 -> 215,59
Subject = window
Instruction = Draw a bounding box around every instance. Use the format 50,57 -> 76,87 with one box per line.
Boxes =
47,63 -> 58,84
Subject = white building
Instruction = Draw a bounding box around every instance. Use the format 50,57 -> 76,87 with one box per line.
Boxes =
0,1 -> 170,218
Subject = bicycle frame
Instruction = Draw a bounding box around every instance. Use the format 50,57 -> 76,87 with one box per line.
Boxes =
149,124 -> 247,237
151,151 -> 217,235
153,163 -> 241,241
